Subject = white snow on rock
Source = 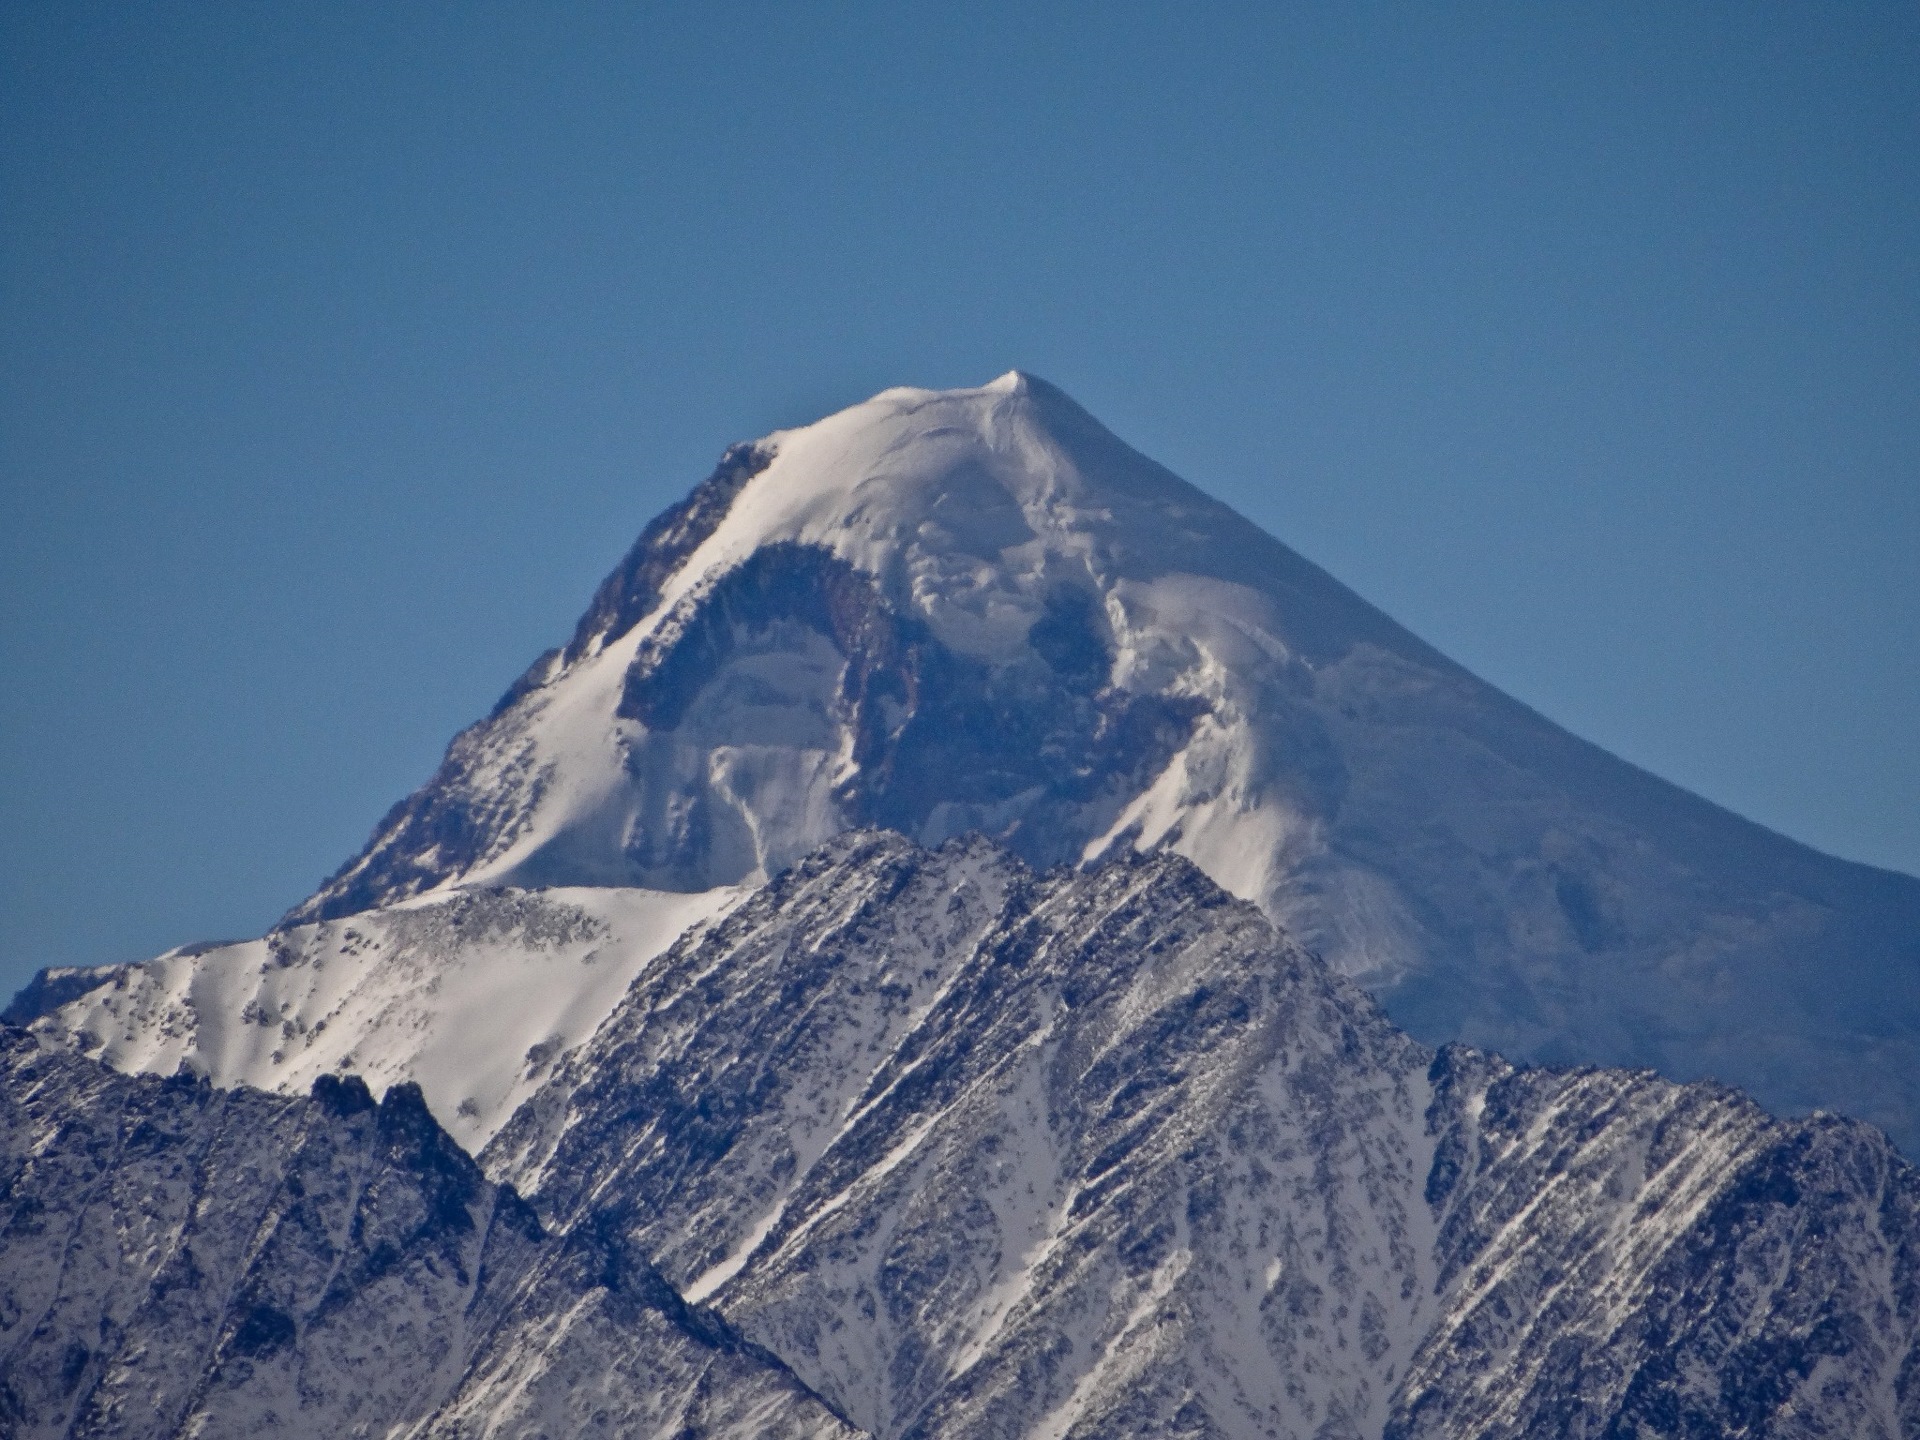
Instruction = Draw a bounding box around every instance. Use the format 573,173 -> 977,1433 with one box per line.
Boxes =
27,883 -> 739,1153
475,832 -> 1920,1440
4,832 -> 1917,1440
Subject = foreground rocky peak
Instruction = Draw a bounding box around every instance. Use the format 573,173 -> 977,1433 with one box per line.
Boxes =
12,834 -> 1913,1438
0,1030 -> 854,1439
485,832 -> 1440,1438
484,833 -> 1919,1439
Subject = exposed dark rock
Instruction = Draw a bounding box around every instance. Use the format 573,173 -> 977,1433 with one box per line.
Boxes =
0,1024 -> 859,1440
1,966 -> 127,1026
563,440 -> 774,668
620,542 -> 1206,871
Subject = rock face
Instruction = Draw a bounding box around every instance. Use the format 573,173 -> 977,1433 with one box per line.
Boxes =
489,832 -> 1920,1439
0,1028 -> 855,1440
486,831 -> 1442,1440
5,834 -> 1918,1437
1403,1048 -> 1920,1439
208,370 -> 1912,1156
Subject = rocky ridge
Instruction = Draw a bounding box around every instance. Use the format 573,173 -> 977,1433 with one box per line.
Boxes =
0,1028 -> 854,1440
5,833 -> 1917,1436
484,832 -> 1920,1439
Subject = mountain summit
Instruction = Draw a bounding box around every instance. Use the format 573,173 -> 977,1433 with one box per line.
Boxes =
294,370 -> 1453,926
25,374 -> 1920,1154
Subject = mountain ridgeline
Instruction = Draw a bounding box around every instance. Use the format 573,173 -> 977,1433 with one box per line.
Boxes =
5,835 -> 1917,1437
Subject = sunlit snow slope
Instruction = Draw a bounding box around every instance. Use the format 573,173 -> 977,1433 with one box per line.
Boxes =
15,885 -> 738,1151
19,371 -> 1920,1154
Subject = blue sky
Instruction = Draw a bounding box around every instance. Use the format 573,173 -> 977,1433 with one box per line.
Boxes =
3,2 -> 1916,995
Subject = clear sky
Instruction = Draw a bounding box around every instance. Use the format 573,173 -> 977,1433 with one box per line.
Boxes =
3,2 -> 1916,997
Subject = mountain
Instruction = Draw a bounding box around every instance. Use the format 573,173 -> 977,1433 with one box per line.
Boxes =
485,832 -> 1920,1440
0,1029 -> 855,1439
21,370 -> 1912,1152
7,834 -> 1917,1438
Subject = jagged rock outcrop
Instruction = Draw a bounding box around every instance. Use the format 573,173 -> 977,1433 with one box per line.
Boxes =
0,1029 -> 855,1440
489,832 -> 1920,1439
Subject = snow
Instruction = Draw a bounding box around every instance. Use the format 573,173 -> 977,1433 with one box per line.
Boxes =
31,882 -> 740,1153
297,372 -> 1428,960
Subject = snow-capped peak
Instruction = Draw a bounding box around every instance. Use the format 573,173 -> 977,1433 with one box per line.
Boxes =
643,369 -> 1234,664
26,375 -> 1920,1162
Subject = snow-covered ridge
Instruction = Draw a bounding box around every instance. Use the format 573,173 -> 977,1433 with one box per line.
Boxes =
21,882 -> 740,1153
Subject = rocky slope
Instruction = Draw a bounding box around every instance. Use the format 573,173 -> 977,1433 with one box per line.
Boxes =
1403,1046 -> 1920,1438
0,1027 -> 854,1440
490,832 -> 1920,1439
7,834 -> 1915,1438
